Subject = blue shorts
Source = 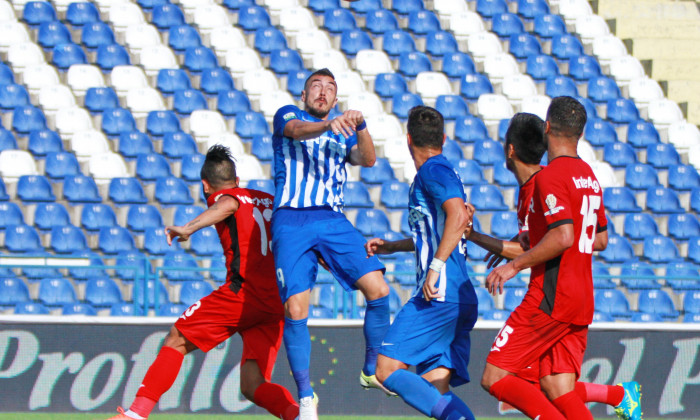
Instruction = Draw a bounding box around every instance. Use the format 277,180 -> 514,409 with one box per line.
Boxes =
379,297 -> 478,387
271,207 -> 385,302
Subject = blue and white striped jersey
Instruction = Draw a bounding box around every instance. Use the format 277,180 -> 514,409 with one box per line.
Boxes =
408,154 -> 477,304
272,105 -> 357,212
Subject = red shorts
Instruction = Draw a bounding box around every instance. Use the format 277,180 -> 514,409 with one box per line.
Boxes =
174,285 -> 284,381
486,303 -> 588,381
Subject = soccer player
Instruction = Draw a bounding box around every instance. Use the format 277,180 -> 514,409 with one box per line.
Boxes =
271,68 -> 392,419
480,96 -> 641,420
365,106 -> 479,420
468,112 -> 642,419
106,145 -> 299,420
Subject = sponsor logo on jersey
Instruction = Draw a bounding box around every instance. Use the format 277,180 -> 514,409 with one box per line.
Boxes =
237,195 -> 274,208
544,194 -> 565,216
571,176 -> 600,193
283,112 -> 296,121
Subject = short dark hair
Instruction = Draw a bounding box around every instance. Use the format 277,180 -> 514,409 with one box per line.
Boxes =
407,106 -> 444,149
200,145 -> 237,188
546,96 -> 587,139
505,113 -> 546,165
304,68 -> 335,91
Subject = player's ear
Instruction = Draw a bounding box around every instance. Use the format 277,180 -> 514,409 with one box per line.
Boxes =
235,177 -> 240,187
544,120 -> 551,134
407,133 -> 413,147
300,90 -> 306,102
202,179 -> 212,195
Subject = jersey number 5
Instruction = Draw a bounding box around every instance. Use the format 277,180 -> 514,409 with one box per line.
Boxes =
578,195 -> 601,254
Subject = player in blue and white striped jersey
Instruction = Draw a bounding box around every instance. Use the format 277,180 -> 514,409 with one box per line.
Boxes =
271,68 -> 392,420
365,106 -> 478,420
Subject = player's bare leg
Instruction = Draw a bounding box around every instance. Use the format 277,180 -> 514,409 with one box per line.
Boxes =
421,367 -> 451,394
540,372 -> 593,420
241,359 -> 299,420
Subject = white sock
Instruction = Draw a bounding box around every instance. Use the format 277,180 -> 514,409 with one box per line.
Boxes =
124,410 -> 146,419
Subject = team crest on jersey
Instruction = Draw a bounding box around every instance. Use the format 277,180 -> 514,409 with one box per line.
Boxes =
544,194 -> 565,216
283,112 -> 296,121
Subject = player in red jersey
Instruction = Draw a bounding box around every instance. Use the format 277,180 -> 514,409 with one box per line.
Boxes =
106,145 -> 299,420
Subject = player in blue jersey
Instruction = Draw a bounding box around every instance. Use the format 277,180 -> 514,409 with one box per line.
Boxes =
271,68 -> 392,420
365,106 -> 479,420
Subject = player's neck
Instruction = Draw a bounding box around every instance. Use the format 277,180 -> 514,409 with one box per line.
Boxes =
514,163 -> 541,186
546,137 -> 578,161
412,147 -> 441,170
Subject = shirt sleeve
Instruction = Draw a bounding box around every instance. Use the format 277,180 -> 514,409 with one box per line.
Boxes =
420,162 -> 465,206
534,170 -> 574,230
344,132 -> 358,159
273,105 -> 302,138
596,196 -> 608,233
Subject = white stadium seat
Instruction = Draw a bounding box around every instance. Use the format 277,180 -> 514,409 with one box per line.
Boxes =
209,26 -> 247,56
484,53 -> 520,84
241,70 -> 279,100
354,50 -> 393,81
416,72 -> 453,103
449,12 -> 485,40
592,35 -> 628,66
628,77 -> 664,106
259,90 -> 295,121
89,152 -> 129,183
139,45 -> 178,77
70,130 -> 110,161
365,114 -> 403,143
56,107 -> 94,139
668,121 -> 700,151
574,15 -> 610,44
0,22 -> 28,54
501,74 -> 538,104
108,3 -> 144,31
434,0 -> 470,19
124,24 -> 161,53
189,110 -> 228,141
346,92 -> 384,116
39,85 -> 77,114
0,150 -> 38,180
110,65 -> 148,96
383,135 -> 412,165
22,65 -> 60,94
312,49 -> 349,76
520,95 -> 551,120
205,133 -> 245,155
590,160 -> 618,188
225,47 -> 263,78
557,0 -> 592,24
576,139 -> 597,165
126,87 -> 166,118
0,0 -> 16,22
648,99 -> 685,127
67,65 -> 106,95
179,0 -> 213,13
294,29 -> 332,60
467,32 -> 503,62
334,71 -> 366,100
236,154 -> 265,182
477,94 -> 515,124
193,5 -> 230,32
279,6 -> 315,33
7,42 -> 45,72
609,55 -> 645,85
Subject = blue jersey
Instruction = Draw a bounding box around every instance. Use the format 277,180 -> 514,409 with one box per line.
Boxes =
408,154 -> 476,304
272,105 -> 358,212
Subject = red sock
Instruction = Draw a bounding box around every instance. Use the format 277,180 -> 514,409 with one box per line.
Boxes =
253,382 -> 299,420
575,382 -> 624,406
489,375 -> 565,420
552,390 -> 594,420
130,346 -> 184,418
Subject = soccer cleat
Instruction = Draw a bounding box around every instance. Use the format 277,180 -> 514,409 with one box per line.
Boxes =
360,370 -> 397,396
296,393 -> 319,420
614,381 -> 643,420
104,407 -> 140,420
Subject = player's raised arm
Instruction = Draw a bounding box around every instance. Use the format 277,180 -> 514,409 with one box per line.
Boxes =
165,195 -> 239,245
365,237 -> 414,256
347,110 -> 376,167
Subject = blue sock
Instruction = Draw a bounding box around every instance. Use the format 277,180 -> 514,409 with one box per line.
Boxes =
382,369 -> 442,417
362,295 -> 390,376
283,317 -> 314,399
431,391 -> 476,420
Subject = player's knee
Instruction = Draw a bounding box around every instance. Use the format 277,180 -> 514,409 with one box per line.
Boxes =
480,368 -> 500,392
357,271 -> 390,300
240,380 -> 258,402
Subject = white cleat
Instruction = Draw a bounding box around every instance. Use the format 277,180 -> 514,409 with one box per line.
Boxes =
360,370 -> 397,396
296,393 -> 319,420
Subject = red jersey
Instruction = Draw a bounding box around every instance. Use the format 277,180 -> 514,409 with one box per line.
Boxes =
523,156 -> 607,326
207,187 -> 282,312
516,168 -> 542,234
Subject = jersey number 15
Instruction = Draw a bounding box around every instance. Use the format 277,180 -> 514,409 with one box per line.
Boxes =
578,195 -> 601,254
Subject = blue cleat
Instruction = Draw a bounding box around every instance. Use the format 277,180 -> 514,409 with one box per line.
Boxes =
615,381 -> 642,420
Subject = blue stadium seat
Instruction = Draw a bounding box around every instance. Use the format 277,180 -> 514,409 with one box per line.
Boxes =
593,263 -> 615,289
52,43 -> 87,70
50,225 -> 87,253
38,21 -> 71,49
517,0 -> 549,19
155,177 -> 194,205
492,13 -> 524,38
68,251 -> 107,280
340,29 -> 374,56
455,115 -> 489,143
355,209 -> 391,236
584,118 -> 617,147
474,287 -> 495,315
603,142 -> 636,168
79,206 -> 117,235
392,93 -> 423,119
191,227 -> 223,256
115,250 -> 150,282
669,164 -> 700,191
181,154 -> 205,183
163,251 -> 203,281
183,46 -> 218,73
545,76 -> 578,98
118,131 -> 154,160
466,239 -> 488,260
254,27 -> 288,56
180,280 -> 214,306
460,74 -> 494,100
619,262 -> 660,290
17,175 -> 55,203
493,161 -> 518,186
110,303 -> 143,316
96,44 -> 130,71
443,139 -> 464,164
12,105 -> 46,134
152,4 -> 185,30
442,53 -> 476,79
174,89 -> 208,115
631,312 -> 663,323
625,163 -> 658,190
223,0 -> 256,10
454,159 -> 485,185
533,13 -> 566,38
692,189 -> 700,214
168,25 -> 202,53
393,0 -> 424,15
15,302 -> 50,315
381,181 -> 410,209
690,236 -> 700,264
606,98 -> 640,125
269,49 -> 304,74
323,8 -> 356,33
646,143 -> 680,169
251,135 -> 273,161
470,184 -> 508,210
81,22 -> 115,50
0,277 -> 29,308
683,291 -> 700,314
344,181 -> 373,208
374,73 -> 408,99
287,70 -> 311,98
44,152 -> 80,180
146,111 -> 180,138
349,0 -> 381,14
576,96 -> 598,119
63,175 -> 101,204
133,280 -> 169,308
85,277 -> 122,307
504,287 -> 526,311
237,5 -> 271,32
638,289 -> 679,320
627,120 -> 660,148
551,34 -> 583,61
643,235 -> 679,263
143,226 -> 177,255
509,33 -> 542,60
473,139 -> 505,166
127,204 -> 163,232
0,63 -> 12,85
157,69 -> 191,96
407,10 -> 440,34
598,234 -> 635,263
491,211 -> 518,239
247,179 -> 275,196
235,111 -> 270,139
666,261 -> 700,291
568,55 -> 602,81
310,305 -> 334,319
0,129 -> 17,153
425,30 -> 458,57
62,303 -> 97,315
623,213 -> 658,241
136,153 -> 172,181
66,2 -> 100,26
381,29 -> 415,57
174,205 -> 205,227
99,226 -> 136,254
684,313 -> 700,323
217,90 -> 251,117
435,95 -> 469,120
398,51 -> 432,77
102,107 -> 136,137
85,87 -> 119,114
38,277 -> 76,307
497,119 -> 510,141
482,309 -> 510,321
525,54 -> 560,81
366,9 -> 399,34
23,1 -> 56,27
20,251 -> 62,280
669,213 -> 700,240
587,76 -> 621,103
476,0 -> 508,17
594,289 -> 631,320
603,187 -> 640,213
109,177 -> 148,205
34,203 -> 70,232
360,157 -> 395,184
646,186 -> 683,214
0,180 -> 7,201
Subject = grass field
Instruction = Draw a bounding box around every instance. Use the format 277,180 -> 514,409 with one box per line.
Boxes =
0,415 -> 680,420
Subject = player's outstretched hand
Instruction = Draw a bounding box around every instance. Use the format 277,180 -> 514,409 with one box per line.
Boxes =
329,113 -> 355,138
365,237 -> 386,257
165,226 -> 190,245
485,261 -> 518,296
484,251 -> 506,269
343,110 -> 365,128
464,203 -> 476,237
423,269 -> 442,301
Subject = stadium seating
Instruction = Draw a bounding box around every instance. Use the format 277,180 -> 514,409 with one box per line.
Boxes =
85,277 -> 123,307
0,277 -> 30,308
595,289 -> 631,320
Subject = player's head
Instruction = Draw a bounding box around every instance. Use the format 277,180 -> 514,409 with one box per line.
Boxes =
200,144 -> 238,195
545,96 -> 587,141
407,105 -> 445,150
301,68 -> 338,119
504,112 -> 546,171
